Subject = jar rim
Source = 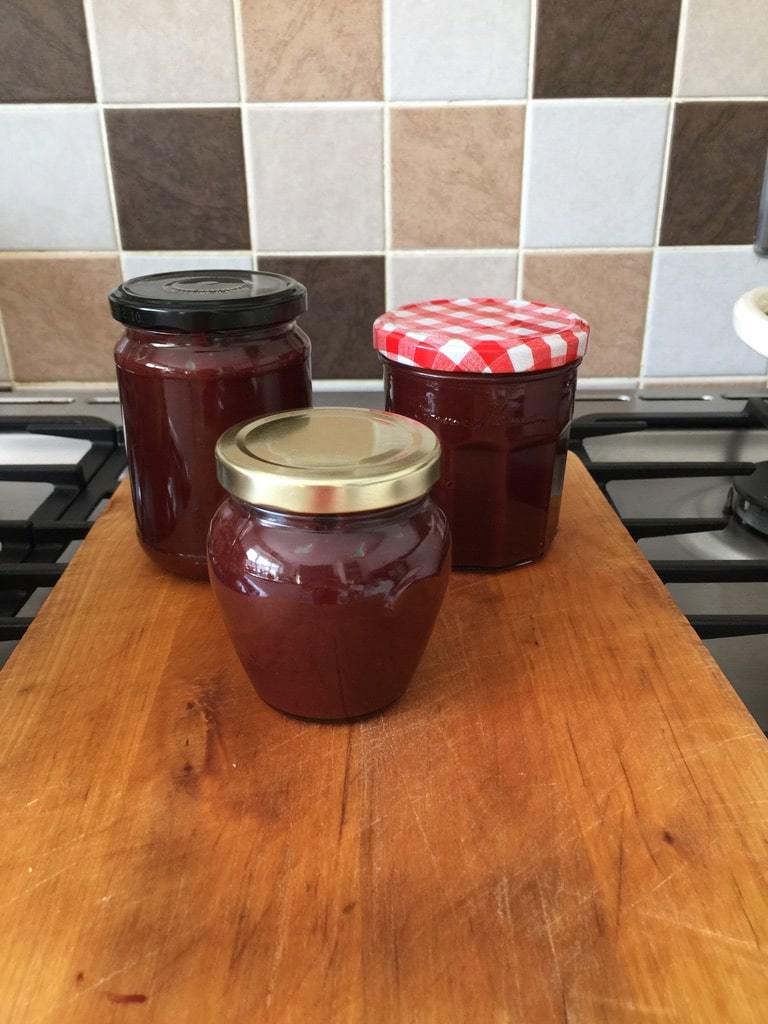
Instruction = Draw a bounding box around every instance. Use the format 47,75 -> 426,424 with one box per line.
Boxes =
215,408 -> 441,515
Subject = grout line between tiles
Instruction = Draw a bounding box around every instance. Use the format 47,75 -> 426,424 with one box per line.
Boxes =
0,306 -> 14,382
0,245 -> 759,260
2,245 -> 763,271
651,0 -> 688,249
640,0 -> 690,380
6,95 -> 768,113
81,0 -> 124,255
515,0 -> 539,299
231,0 -> 258,259
382,0 -> 393,305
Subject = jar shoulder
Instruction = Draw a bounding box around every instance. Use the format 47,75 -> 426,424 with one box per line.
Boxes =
115,324 -> 310,379
208,497 -> 450,590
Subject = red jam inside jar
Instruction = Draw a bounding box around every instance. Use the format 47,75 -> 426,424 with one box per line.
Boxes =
207,408 -> 450,720
374,298 -> 589,570
110,271 -> 311,579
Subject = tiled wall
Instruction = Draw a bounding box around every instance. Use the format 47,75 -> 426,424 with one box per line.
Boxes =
0,0 -> 767,386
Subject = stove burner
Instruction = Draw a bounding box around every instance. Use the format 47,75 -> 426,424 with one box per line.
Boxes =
730,462 -> 768,537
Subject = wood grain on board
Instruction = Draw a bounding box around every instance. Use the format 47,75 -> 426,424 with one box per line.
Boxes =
1,457 -> 767,1023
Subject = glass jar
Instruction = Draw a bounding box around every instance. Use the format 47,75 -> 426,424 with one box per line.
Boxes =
374,298 -> 589,570
110,270 -> 311,579
208,408 -> 451,720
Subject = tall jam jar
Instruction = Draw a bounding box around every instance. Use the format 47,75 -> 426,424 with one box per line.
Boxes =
374,298 -> 589,570
110,270 -> 311,579
208,408 -> 451,719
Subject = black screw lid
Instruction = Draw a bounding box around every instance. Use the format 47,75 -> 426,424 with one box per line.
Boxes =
108,270 -> 307,332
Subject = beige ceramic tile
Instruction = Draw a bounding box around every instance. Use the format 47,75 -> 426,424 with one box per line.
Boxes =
91,0 -> 239,102
391,106 -> 524,249
242,0 -> 382,100
522,251 -> 652,378
678,0 -> 768,97
0,256 -> 123,382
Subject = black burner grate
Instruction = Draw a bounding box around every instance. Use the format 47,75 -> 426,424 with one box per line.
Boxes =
0,417 -> 126,642
570,397 -> 768,640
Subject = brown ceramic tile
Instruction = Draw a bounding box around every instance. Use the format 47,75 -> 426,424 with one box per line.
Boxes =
242,0 -> 382,100
259,257 -> 384,378
0,256 -> 123,382
534,0 -> 680,98
105,109 -> 250,250
0,0 -> 94,102
522,251 -> 652,378
660,102 -> 768,246
391,106 -> 523,249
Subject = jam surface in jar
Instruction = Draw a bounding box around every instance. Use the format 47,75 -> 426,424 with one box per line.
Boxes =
110,271 -> 311,579
374,297 -> 589,570
208,408 -> 450,720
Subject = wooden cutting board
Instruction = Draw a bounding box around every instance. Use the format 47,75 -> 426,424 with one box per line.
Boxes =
1,456 -> 767,1023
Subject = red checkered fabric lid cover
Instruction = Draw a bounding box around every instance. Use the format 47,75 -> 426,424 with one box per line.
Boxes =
373,297 -> 589,374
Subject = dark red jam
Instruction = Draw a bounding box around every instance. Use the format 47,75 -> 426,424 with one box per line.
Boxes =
110,271 -> 311,579
208,495 -> 450,719
382,359 -> 580,569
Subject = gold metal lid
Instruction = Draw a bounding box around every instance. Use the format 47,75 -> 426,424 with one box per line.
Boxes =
215,407 -> 441,514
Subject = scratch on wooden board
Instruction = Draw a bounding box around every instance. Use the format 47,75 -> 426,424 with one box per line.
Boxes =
495,875 -> 513,924
639,912 -> 761,952
264,849 -> 293,1010
615,819 -> 625,929
730,871 -> 763,951
623,869 -> 681,912
374,720 -> 442,874
535,879 -> 564,983
596,996 -> 671,1017
1,863 -> 70,909
686,732 -> 762,761
564,719 -> 588,789
337,729 -> 353,841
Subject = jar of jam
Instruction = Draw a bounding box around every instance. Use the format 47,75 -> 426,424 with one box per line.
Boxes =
374,298 -> 590,570
110,270 -> 311,579
208,408 -> 451,720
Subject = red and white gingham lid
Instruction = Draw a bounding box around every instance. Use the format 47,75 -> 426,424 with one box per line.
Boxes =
373,297 -> 589,374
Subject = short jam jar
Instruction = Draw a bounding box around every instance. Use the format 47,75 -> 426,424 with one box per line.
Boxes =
208,408 -> 451,720
110,270 -> 311,579
374,298 -> 590,570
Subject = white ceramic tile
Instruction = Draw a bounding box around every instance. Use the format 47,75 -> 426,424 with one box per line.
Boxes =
678,0 -> 768,97
248,107 -> 384,252
389,252 -> 518,307
644,248 -> 768,377
0,108 -> 115,250
389,0 -> 529,100
523,101 -> 669,249
121,253 -> 252,280
91,0 -> 239,102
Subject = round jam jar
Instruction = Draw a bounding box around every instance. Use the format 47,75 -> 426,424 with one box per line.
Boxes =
208,408 -> 451,720
110,270 -> 311,579
374,298 -> 590,570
